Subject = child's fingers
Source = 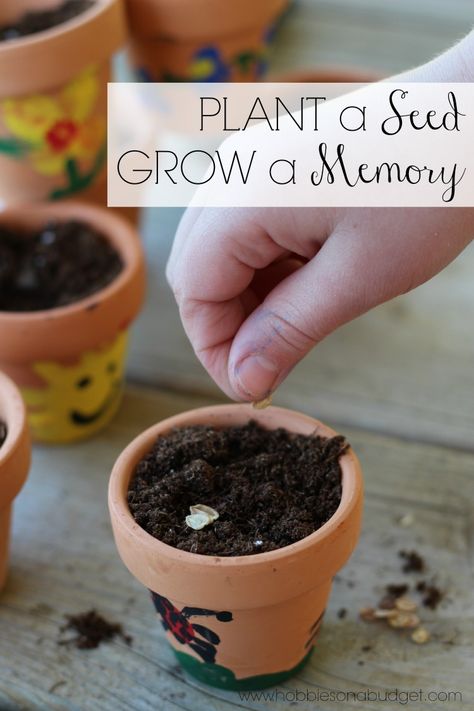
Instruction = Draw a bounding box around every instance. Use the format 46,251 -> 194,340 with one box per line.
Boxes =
226,229 -> 376,400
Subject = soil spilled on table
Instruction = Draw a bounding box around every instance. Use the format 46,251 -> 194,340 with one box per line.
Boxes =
128,420 -> 348,556
59,610 -> 132,650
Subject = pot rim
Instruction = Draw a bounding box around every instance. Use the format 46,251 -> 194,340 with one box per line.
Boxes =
0,0 -> 127,97
0,0 -> 115,52
108,403 -> 363,571
0,200 -> 141,324
0,370 -> 30,506
267,66 -> 382,83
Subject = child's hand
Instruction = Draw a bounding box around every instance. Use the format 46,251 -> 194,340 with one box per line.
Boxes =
166,30 -> 474,402
167,206 -> 473,401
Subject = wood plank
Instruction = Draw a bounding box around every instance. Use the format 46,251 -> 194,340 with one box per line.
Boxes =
295,0 -> 474,27
270,0 -> 474,75
128,209 -> 474,451
1,386 -> 473,710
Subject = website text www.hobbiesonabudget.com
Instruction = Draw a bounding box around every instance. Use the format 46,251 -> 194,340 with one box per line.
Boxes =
237,688 -> 464,706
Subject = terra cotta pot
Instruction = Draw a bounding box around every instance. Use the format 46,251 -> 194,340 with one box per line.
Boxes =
0,0 -> 127,205
0,370 -> 31,590
0,201 -> 145,444
109,403 -> 363,690
126,0 -> 288,82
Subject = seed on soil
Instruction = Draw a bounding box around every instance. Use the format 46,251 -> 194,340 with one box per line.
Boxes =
185,504 -> 219,530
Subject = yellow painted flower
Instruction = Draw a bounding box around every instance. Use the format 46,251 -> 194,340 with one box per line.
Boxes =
1,65 -> 105,176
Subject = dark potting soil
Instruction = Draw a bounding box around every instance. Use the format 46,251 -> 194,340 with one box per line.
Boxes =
59,610 -> 132,650
0,420 -> 6,448
128,420 -> 348,556
0,220 -> 123,312
399,549 -> 425,573
416,581 -> 444,610
0,1 -> 94,42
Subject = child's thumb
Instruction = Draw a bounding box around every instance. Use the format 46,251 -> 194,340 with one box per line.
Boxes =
227,241 -> 371,401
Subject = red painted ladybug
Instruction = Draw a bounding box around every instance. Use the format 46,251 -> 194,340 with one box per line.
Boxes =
151,592 -> 232,664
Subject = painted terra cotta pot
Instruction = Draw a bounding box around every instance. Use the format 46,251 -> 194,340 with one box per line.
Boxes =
0,0 -> 127,205
0,370 -> 31,590
0,201 -> 146,444
125,0 -> 289,82
109,404 -> 364,690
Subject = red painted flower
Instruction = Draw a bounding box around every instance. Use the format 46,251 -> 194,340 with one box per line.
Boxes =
46,120 -> 78,152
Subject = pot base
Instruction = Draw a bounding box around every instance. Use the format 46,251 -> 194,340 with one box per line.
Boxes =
174,647 -> 313,691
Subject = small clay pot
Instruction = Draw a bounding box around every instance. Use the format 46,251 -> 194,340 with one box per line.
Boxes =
0,370 -> 31,590
109,404 -> 363,690
0,0 -> 127,205
125,0 -> 289,82
0,201 -> 146,444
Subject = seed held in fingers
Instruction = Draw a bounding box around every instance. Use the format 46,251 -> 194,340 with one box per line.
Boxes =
252,396 -> 272,410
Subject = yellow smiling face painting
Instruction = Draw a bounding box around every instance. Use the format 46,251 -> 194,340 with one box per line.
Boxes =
22,332 -> 128,444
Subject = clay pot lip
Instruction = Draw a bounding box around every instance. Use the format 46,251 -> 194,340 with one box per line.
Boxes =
267,66 -> 382,83
109,403 -> 363,570
0,370 -> 30,501
126,0 -> 287,41
0,0 -> 114,53
0,200 -> 142,325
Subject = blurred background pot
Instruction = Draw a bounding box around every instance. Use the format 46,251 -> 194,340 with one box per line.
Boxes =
109,404 -> 363,690
0,371 -> 31,590
0,201 -> 145,444
126,0 -> 289,81
268,67 -> 383,82
0,0 -> 127,205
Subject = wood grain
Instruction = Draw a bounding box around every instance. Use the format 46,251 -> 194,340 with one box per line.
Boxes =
2,2 -> 473,709
0,387 -> 473,711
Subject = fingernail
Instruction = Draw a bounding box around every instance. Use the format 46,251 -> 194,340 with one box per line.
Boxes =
234,355 -> 280,399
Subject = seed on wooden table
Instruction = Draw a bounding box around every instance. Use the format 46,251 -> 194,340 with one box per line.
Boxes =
411,627 -> 430,644
395,596 -> 418,612
389,612 -> 420,629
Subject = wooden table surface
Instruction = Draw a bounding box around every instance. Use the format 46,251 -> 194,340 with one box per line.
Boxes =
1,1 -> 474,709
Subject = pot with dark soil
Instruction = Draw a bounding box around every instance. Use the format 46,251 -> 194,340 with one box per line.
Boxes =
0,0 -> 126,205
0,201 -> 145,443
125,0 -> 289,82
109,404 -> 363,690
0,370 -> 31,590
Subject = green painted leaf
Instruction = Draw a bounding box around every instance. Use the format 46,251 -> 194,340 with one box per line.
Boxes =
50,142 -> 107,200
0,136 -> 32,158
